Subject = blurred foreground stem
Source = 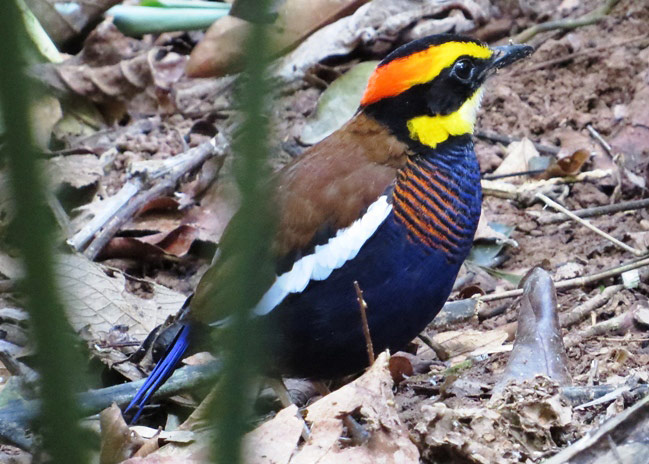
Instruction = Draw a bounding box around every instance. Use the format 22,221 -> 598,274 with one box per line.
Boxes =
210,0 -> 275,462
0,1 -> 87,461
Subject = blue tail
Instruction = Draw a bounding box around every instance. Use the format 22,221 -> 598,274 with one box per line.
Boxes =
125,323 -> 191,422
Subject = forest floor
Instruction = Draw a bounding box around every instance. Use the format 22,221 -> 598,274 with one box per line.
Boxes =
2,0 -> 649,462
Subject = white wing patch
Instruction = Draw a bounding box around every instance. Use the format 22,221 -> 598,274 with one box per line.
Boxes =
254,195 -> 393,316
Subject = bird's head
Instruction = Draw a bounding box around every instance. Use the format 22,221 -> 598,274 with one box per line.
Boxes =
360,34 -> 533,149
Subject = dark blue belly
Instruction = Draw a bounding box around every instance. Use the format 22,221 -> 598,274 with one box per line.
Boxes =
264,211 -> 465,378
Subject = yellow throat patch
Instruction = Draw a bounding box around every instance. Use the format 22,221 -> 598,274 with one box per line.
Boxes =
406,88 -> 484,148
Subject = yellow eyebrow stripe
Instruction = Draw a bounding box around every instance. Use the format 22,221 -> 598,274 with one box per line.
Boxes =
361,41 -> 492,105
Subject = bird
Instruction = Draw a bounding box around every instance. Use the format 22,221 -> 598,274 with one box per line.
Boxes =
125,34 -> 533,421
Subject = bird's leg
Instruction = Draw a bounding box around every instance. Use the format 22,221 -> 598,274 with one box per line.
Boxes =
311,380 -> 331,397
266,377 -> 311,441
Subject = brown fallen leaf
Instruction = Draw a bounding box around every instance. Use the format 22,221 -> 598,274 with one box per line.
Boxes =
119,353 -> 417,463
432,328 -> 509,363
243,404 -> 304,464
291,352 -> 419,464
536,148 -> 590,179
55,48 -> 186,103
40,23 -> 186,116
491,138 -> 539,182
493,267 -> 572,395
99,403 -> 147,464
147,225 -> 199,256
57,252 -> 185,379
137,197 -> 181,216
97,237 -> 166,261
181,180 -> 239,245
98,225 -> 199,260
187,0 -> 369,77
272,0 -> 487,81
388,353 -> 414,384
46,154 -> 103,190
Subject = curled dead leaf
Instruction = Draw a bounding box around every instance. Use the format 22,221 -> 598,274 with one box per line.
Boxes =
139,224 -> 199,257
187,0 -> 369,77
537,149 -> 590,179
494,267 -> 571,395
290,352 -> 419,463
491,138 -> 539,182
100,403 -> 146,464
137,197 -> 180,215
388,353 -> 414,384
99,225 -> 199,260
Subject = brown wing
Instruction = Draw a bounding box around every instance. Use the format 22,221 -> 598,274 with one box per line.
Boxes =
273,112 -> 409,258
191,112 -> 409,322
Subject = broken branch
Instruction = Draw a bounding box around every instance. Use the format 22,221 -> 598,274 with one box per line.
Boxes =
81,133 -> 228,260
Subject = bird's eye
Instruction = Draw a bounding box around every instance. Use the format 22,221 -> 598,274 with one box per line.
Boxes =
452,59 -> 474,81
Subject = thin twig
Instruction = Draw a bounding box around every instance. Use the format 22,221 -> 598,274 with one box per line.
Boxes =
602,337 -> 649,342
83,134 -> 228,260
513,0 -> 620,43
564,311 -> 634,347
479,255 -> 649,302
418,333 -> 449,361
46,192 -> 72,237
561,383 -> 649,407
483,169 -> 547,181
559,285 -> 623,328
574,384 -> 630,410
586,123 -> 613,157
536,192 -> 644,256
475,129 -> 560,155
266,378 -> 310,440
353,281 -> 375,365
483,285 -> 621,340
530,198 -> 649,225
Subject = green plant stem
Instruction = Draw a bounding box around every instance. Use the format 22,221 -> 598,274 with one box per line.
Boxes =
0,1 -> 87,462
209,1 -> 275,463
513,0 -> 620,43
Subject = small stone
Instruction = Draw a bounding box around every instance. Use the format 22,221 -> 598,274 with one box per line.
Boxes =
633,306 -> 649,327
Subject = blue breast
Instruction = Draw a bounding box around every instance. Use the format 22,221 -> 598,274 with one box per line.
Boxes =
264,137 -> 482,378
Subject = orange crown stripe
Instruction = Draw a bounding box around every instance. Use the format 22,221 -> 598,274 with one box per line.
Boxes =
361,41 -> 492,106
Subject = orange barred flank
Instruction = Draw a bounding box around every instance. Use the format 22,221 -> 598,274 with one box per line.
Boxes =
392,156 -> 474,257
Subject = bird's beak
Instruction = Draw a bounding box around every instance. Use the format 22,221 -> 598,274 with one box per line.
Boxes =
489,43 -> 535,70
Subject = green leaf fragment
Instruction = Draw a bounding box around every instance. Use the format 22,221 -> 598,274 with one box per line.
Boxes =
300,61 -> 379,145
107,5 -> 230,35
